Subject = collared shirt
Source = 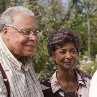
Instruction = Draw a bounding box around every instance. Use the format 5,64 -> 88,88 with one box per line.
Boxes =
0,35 -> 44,97
41,70 -> 90,97
89,70 -> 97,97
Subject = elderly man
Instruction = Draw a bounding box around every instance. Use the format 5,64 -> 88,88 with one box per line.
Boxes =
0,6 -> 44,97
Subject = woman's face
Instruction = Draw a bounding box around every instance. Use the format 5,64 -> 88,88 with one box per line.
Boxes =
52,42 -> 78,71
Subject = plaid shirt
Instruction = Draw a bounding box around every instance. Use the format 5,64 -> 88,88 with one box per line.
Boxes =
0,35 -> 44,97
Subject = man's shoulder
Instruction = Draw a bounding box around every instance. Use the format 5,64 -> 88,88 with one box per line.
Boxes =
0,48 -> 2,59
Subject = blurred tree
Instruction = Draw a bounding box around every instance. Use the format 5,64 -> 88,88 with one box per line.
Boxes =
64,0 -> 97,58
0,0 -> 6,14
27,0 -> 68,80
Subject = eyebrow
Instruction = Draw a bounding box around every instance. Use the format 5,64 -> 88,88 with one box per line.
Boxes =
60,47 -> 76,50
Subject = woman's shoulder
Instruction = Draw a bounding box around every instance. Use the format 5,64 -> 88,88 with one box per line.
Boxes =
40,80 -> 55,97
41,80 -> 63,97
75,68 -> 91,79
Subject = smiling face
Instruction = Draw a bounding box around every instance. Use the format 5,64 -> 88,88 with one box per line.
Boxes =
52,42 -> 78,71
2,13 -> 38,57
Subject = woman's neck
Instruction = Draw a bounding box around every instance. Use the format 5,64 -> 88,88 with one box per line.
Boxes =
56,68 -> 76,82
56,68 -> 78,93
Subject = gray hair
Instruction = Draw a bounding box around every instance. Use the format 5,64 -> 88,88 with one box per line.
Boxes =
0,6 -> 34,31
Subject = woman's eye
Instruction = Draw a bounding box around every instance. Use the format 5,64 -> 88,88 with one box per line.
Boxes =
70,49 -> 77,54
59,50 -> 66,54
58,49 -> 77,54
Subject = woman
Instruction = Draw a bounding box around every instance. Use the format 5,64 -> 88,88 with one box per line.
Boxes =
41,28 -> 91,97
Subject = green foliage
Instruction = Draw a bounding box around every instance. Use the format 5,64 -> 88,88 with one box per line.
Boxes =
0,0 -> 6,14
79,62 -> 97,76
0,0 -> 97,80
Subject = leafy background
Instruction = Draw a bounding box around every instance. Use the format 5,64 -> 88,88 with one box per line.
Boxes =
0,0 -> 97,80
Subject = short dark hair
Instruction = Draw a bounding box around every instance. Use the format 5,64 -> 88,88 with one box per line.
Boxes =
47,28 -> 82,56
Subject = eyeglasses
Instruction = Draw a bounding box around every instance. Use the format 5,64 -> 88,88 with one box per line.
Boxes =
6,26 -> 39,37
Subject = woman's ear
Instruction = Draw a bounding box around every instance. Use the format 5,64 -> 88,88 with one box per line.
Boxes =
51,55 -> 56,62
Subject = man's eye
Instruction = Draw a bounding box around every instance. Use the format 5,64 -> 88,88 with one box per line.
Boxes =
33,30 -> 39,35
21,30 -> 31,35
20,28 -> 39,36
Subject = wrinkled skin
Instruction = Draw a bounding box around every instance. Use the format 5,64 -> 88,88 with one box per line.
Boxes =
2,13 -> 38,57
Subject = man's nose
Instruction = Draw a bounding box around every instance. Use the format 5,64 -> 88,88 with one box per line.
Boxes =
29,34 -> 37,40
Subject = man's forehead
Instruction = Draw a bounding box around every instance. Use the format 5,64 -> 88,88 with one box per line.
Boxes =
12,13 -> 37,25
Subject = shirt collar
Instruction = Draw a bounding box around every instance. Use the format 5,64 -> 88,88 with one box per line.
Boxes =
75,70 -> 87,86
20,57 -> 31,72
50,71 -> 61,93
50,70 -> 87,93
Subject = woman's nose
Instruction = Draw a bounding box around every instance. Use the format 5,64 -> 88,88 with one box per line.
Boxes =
65,51 -> 71,58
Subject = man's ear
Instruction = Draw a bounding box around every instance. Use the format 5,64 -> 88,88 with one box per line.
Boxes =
2,27 -> 9,39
